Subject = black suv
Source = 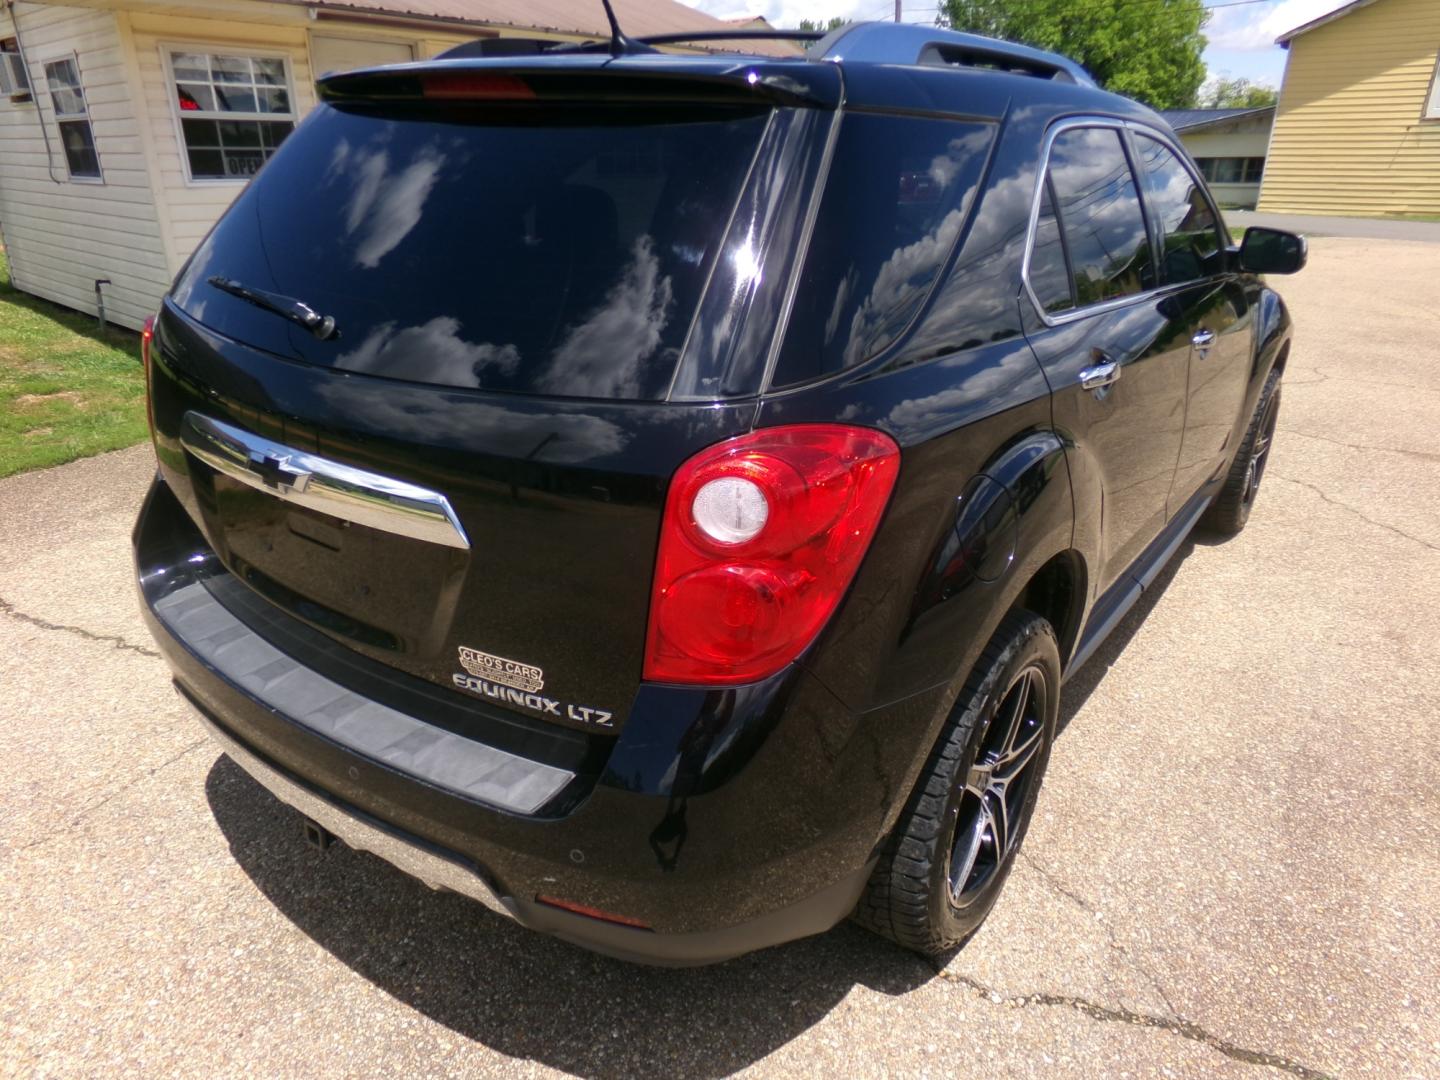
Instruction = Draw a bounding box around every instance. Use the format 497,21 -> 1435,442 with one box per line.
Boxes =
135,22 -> 1304,965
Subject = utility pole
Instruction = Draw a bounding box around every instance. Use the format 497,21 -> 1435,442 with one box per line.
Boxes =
894,0 -> 901,20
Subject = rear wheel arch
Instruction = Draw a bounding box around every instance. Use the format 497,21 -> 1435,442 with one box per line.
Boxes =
1009,549 -> 1086,669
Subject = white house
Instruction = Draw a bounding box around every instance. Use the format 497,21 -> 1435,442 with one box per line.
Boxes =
1158,106 -> 1276,209
0,0 -> 773,330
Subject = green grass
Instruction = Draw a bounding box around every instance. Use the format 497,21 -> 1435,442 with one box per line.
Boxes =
0,248 -> 149,479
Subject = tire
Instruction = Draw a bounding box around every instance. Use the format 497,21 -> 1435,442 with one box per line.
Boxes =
854,609 -> 1061,956
1202,366 -> 1283,537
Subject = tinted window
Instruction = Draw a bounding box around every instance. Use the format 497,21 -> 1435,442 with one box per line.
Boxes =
173,105 -> 769,400
1028,180 -> 1073,313
771,115 -> 994,387
1046,127 -> 1153,307
1134,135 -> 1221,284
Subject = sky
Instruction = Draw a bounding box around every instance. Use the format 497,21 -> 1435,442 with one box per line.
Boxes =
679,0 -> 1357,90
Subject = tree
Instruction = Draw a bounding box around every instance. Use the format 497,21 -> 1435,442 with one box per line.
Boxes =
798,17 -> 847,32
937,0 -> 1207,110
1198,77 -> 1278,109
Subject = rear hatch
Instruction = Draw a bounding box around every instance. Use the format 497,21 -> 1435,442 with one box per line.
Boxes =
149,57 -> 839,733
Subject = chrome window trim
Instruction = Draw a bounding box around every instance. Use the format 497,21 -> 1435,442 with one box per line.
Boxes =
1020,117 -> 1224,328
180,411 -> 470,550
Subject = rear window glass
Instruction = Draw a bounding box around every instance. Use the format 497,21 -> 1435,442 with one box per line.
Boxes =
770,115 -> 993,388
173,104 -> 770,400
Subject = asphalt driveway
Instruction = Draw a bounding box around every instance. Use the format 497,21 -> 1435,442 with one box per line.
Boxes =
2,237 -> 1437,1078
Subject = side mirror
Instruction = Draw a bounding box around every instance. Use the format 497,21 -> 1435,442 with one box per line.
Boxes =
1237,227 -> 1307,275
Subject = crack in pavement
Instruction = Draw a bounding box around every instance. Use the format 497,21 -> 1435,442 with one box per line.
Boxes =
1017,848 -> 1093,913
929,965 -> 1335,1080
1307,365 -> 1440,396
1271,474 -> 1440,554
1016,849 -> 1181,1020
17,738 -> 211,854
1280,428 -> 1440,464
0,595 -> 161,658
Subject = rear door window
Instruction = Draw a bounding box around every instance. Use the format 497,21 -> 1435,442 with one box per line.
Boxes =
770,115 -> 994,388
1133,134 -> 1223,284
173,104 -> 771,400
1044,127 -> 1154,307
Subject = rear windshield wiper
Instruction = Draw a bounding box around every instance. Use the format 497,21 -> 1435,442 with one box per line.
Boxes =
208,276 -> 338,340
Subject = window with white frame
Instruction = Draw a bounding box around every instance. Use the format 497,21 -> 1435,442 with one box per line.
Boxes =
1,39 -> 32,98
168,50 -> 295,180
1427,52 -> 1440,119
43,56 -> 100,179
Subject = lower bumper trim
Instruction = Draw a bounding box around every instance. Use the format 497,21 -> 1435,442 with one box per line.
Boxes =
182,687 -> 518,922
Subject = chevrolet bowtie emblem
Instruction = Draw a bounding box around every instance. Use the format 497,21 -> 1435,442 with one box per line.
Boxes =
246,450 -> 311,492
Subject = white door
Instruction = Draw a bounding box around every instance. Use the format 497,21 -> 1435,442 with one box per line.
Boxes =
310,35 -> 416,78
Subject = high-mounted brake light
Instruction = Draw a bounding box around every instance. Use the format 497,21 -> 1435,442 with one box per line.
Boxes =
644,425 -> 901,686
422,73 -> 535,101
141,314 -> 156,437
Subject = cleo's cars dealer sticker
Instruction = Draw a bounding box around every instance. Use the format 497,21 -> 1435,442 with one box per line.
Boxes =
453,646 -> 613,728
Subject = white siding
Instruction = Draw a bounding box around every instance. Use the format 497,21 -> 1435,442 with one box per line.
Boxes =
0,3 -> 169,329
129,10 -> 317,264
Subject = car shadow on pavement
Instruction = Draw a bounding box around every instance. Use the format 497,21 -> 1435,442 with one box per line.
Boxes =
1055,537 -> 1197,734
202,536 -> 1205,1077
205,757 -> 935,1079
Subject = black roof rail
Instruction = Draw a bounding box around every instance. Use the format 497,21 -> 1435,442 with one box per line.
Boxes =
635,29 -> 824,47
442,28 -> 822,58
819,23 -> 1094,86
436,22 -> 1093,83
436,38 -> 563,59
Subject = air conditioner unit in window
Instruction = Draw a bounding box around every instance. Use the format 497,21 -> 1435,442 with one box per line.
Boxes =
1,52 -> 32,101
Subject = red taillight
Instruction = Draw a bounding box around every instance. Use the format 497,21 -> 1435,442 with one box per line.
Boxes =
422,73 -> 535,100
141,314 -> 156,437
644,424 -> 901,686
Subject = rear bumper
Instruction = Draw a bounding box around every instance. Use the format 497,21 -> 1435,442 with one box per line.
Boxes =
182,690 -> 867,965
135,472 -> 920,965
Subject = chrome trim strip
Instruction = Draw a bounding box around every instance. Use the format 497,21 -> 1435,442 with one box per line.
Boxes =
1020,117 -> 1226,329
183,694 -> 517,920
180,412 -> 469,551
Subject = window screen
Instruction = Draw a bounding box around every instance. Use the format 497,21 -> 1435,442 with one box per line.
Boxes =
169,51 -> 295,179
1133,135 -> 1222,285
43,57 -> 99,179
771,115 -> 994,387
1046,127 -> 1152,306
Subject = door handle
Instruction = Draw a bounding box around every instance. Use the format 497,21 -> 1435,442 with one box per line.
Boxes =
1192,327 -> 1217,350
1079,358 -> 1120,391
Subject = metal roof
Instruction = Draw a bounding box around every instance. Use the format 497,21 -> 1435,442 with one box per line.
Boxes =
284,0 -> 769,45
1158,106 -> 1276,132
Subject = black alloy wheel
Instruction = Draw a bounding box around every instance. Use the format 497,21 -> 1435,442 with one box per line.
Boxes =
948,664 -> 1048,910
854,609 -> 1061,955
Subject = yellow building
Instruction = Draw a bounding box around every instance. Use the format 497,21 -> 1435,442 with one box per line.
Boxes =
1259,0 -> 1440,216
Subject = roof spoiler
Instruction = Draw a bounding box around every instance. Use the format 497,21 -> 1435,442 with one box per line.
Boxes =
317,57 -> 842,110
